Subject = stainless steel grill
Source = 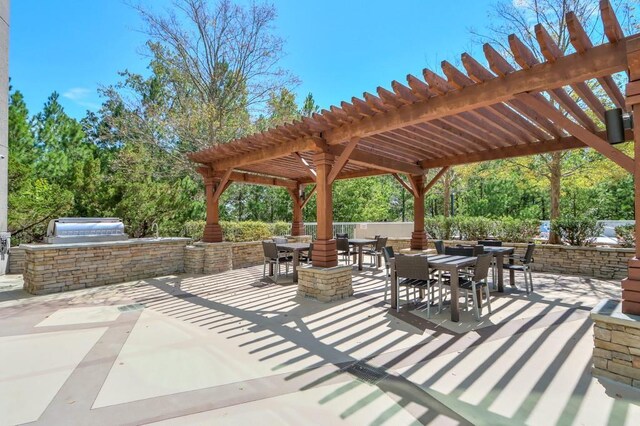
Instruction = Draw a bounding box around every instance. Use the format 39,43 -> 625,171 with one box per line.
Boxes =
45,218 -> 128,244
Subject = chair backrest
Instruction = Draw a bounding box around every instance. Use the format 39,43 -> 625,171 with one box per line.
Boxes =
523,243 -> 536,264
445,246 -> 475,257
478,240 -> 502,247
273,237 -> 288,244
382,246 -> 395,266
262,241 -> 279,259
434,240 -> 445,254
375,237 -> 388,250
336,237 -> 350,251
336,232 -> 348,239
395,254 -> 430,280
473,253 -> 493,282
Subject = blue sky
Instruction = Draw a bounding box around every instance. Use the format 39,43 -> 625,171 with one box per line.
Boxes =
9,0 -> 494,120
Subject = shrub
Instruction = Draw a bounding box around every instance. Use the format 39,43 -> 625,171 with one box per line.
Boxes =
615,224 -> 635,248
551,217 -> 603,246
454,216 -> 495,241
271,221 -> 291,237
181,220 -> 292,242
493,217 -> 539,243
183,220 -> 205,240
425,216 -> 453,240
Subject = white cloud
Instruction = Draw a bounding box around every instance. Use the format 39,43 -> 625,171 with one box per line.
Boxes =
62,87 -> 99,110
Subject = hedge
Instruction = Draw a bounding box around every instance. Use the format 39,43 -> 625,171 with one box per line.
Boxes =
425,216 -> 539,243
183,221 -> 291,242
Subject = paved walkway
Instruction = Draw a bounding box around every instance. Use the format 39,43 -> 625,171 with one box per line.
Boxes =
1,266 -> 640,425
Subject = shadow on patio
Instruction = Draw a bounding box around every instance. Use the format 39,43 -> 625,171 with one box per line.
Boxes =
106,265 -> 640,425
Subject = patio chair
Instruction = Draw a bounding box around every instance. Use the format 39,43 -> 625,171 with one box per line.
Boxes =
503,243 -> 536,294
364,236 -> 387,267
445,246 -> 481,257
336,237 -> 354,264
478,240 -> 502,247
273,237 -> 288,244
262,241 -> 292,283
434,240 -> 445,254
381,246 -> 395,302
336,232 -> 348,239
394,254 -> 439,316
459,253 -> 493,321
300,242 -> 313,263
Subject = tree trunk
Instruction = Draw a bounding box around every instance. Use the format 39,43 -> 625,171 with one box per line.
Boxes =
548,152 -> 562,244
443,171 -> 451,217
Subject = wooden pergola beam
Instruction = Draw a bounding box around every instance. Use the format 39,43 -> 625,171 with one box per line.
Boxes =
321,38 -> 630,144
292,152 -> 316,181
327,145 -> 423,175
212,169 -> 233,202
392,173 -> 418,197
515,93 -> 634,173
327,137 -> 360,185
204,137 -> 316,170
216,170 -> 299,189
424,166 -> 450,193
300,185 -> 317,209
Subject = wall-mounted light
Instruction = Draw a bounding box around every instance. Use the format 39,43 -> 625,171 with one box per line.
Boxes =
605,108 -> 634,145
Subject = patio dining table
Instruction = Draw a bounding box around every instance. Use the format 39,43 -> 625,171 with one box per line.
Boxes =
481,246 -> 515,292
390,254 -> 477,322
274,242 -> 310,282
348,239 -> 378,271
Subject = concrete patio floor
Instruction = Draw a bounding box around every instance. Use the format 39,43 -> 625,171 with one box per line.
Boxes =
1,265 -> 640,425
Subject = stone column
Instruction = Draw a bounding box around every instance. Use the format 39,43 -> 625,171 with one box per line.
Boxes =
203,177 -> 223,243
312,152 -> 337,267
410,175 -> 428,250
0,0 -> 9,275
291,184 -> 304,236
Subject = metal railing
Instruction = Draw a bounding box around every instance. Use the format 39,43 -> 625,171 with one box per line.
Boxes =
303,222 -> 358,239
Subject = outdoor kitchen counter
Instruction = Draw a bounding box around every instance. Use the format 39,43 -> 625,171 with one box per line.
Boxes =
21,238 -> 191,295
20,237 -> 191,251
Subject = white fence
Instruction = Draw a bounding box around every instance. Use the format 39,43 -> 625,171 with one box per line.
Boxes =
304,220 -> 635,240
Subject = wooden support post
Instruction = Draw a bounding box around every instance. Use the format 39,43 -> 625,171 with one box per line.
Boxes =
622,40 -> 640,315
409,174 -> 428,250
290,185 -> 304,236
203,177 -> 223,242
312,152 -> 338,267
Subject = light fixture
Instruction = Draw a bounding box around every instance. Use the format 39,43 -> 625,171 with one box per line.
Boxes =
605,108 -> 634,145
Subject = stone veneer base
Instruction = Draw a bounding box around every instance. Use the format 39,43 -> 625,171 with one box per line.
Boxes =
591,299 -> 640,388
297,265 -> 353,303
21,238 -> 191,295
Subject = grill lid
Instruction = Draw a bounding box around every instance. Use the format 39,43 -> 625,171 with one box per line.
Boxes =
45,218 -> 128,244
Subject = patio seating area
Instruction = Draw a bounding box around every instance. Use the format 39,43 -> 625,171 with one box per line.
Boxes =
1,263 -> 640,425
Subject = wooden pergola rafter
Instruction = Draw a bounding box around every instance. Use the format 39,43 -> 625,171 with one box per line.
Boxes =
190,1 -> 640,314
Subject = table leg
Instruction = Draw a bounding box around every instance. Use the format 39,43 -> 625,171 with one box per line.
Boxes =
292,249 -> 299,282
358,245 -> 364,271
451,268 -> 459,322
509,255 -> 515,287
390,260 -> 397,310
496,253 -> 505,292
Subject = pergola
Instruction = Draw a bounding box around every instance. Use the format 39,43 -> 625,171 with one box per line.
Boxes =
190,1 -> 640,315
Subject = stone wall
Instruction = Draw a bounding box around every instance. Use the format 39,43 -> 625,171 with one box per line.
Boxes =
22,238 -> 190,295
186,236 -> 313,274
591,299 -> 640,388
8,247 -> 25,274
433,240 -> 633,280
297,265 -> 353,302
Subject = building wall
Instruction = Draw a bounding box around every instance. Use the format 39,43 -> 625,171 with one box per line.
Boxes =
0,0 -> 9,275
